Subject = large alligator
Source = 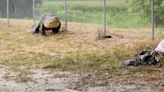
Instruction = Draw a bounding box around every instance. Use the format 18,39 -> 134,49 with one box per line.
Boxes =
33,13 -> 61,36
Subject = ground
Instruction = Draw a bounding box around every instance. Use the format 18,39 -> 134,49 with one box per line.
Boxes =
0,19 -> 163,92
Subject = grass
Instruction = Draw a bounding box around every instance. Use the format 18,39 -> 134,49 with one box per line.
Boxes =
36,0 -> 150,28
0,22 -> 162,71
0,19 -> 164,82
0,28 -> 131,71
44,46 -> 131,71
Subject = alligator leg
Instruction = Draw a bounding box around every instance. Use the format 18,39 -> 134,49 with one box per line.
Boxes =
40,24 -> 47,36
52,22 -> 61,33
33,24 -> 40,34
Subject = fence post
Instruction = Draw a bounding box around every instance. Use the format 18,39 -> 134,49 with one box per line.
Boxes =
7,0 -> 9,26
103,0 -> 107,36
33,0 -> 36,25
64,0 -> 67,30
151,0 -> 154,40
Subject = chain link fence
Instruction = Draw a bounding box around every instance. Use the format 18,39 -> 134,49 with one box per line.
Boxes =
0,0 -> 163,39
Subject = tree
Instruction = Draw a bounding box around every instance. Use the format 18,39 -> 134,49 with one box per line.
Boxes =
129,0 -> 164,26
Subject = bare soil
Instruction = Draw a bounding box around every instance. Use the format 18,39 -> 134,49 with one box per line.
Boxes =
0,65 -> 163,92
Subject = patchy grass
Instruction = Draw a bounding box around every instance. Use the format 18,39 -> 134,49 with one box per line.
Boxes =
0,28 -> 132,71
0,20 -> 164,83
44,46 -> 131,71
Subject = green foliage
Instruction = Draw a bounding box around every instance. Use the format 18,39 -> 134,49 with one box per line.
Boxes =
36,0 -> 149,27
129,0 -> 164,26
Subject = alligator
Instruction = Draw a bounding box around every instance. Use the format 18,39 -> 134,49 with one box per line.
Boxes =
33,13 -> 61,36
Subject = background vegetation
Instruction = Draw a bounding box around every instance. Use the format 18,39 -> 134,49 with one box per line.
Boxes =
129,0 -> 164,27
0,0 -> 163,27
36,0 -> 164,27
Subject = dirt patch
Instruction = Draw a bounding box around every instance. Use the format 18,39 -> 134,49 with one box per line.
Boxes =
0,66 -> 163,92
0,65 -> 79,92
68,68 -> 164,92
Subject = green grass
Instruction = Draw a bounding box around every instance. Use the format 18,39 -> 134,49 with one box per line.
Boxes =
36,0 -> 149,28
44,46 -> 131,71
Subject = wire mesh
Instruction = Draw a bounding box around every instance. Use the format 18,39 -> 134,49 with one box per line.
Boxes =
0,0 -> 7,25
0,0 -> 163,38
